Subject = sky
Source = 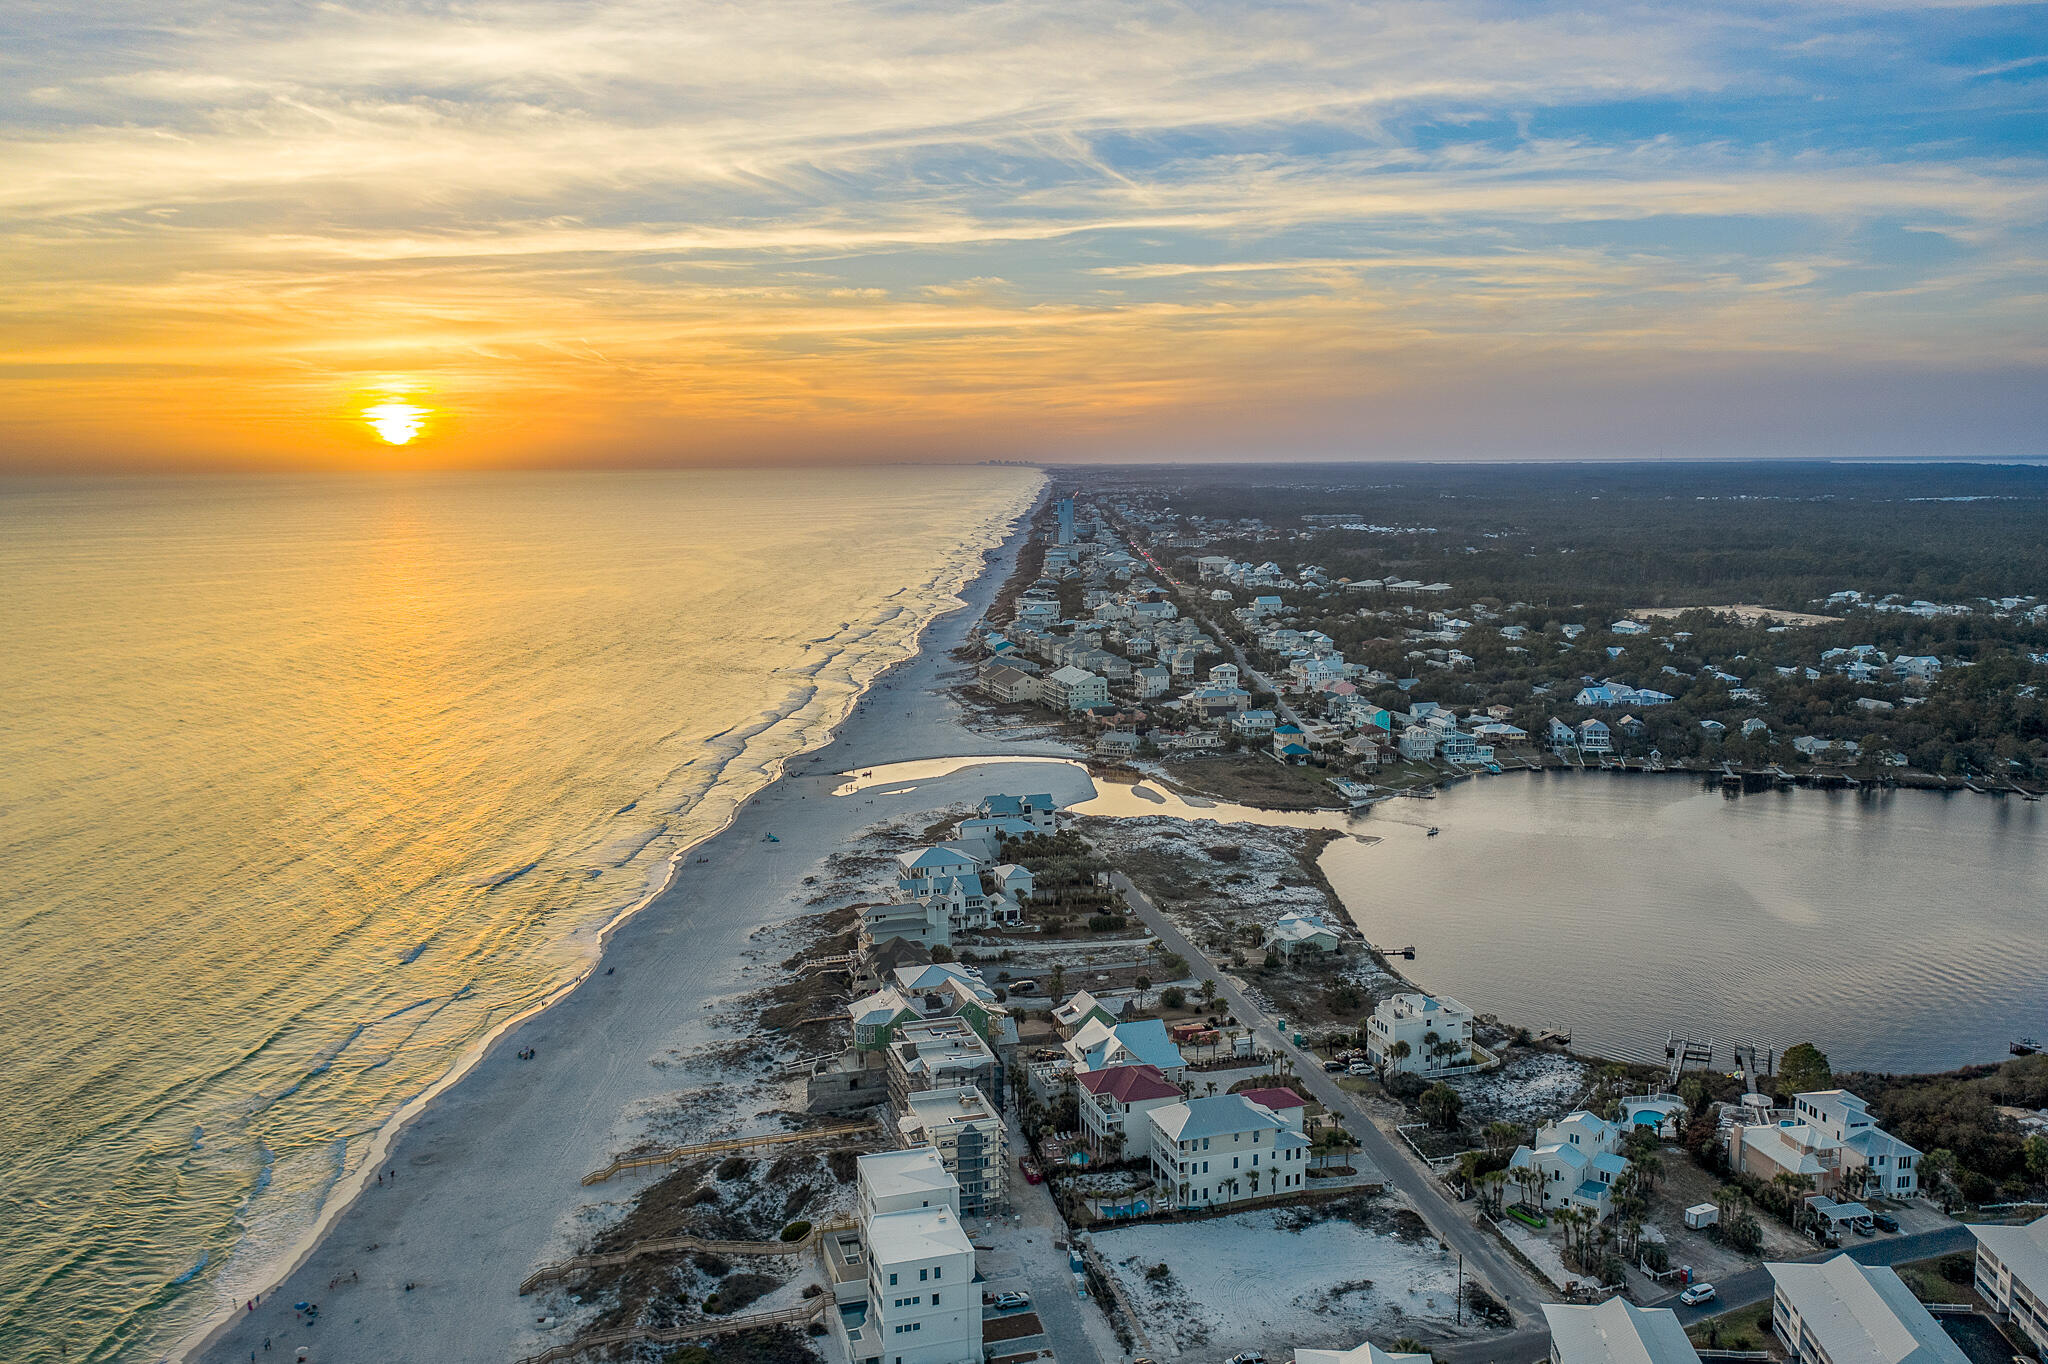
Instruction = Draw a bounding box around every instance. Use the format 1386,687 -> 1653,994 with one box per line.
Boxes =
2,0 -> 2045,470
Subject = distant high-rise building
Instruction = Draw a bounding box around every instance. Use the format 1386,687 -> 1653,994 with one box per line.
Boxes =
1055,496 -> 1074,545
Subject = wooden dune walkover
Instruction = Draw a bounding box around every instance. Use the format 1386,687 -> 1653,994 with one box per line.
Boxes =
513,1298 -> 828,1364
579,1120 -> 882,1185
519,1217 -> 855,1294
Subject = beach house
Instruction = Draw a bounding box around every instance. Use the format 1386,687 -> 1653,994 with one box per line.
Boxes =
1266,911 -> 1342,957
1064,1017 -> 1187,1083
1295,1344 -> 1431,1364
976,793 -> 1063,834
1791,1090 -> 1920,1198
1970,1213 -> 2048,1356
897,1085 -> 1006,1214
1365,992 -> 1474,1076
1510,1111 -> 1631,1221
887,1016 -> 999,1110
849,1151 -> 981,1364
1768,1256 -> 1970,1364
1542,1300 -> 1700,1364
1043,665 -> 1110,712
1051,989 -> 1118,1036
1077,1063 -> 1184,1162
1146,1093 -> 1313,1209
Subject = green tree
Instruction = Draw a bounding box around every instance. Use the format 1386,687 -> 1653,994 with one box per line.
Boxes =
1779,1042 -> 1833,1095
2024,1134 -> 2048,1184
1420,1082 -> 1464,1131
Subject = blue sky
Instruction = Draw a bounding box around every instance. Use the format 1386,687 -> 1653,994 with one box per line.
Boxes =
0,0 -> 2043,467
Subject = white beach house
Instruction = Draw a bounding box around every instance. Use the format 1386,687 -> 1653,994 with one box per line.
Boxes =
1970,1213 -> 2048,1355
1146,1093 -> 1313,1209
1768,1256 -> 1970,1364
1510,1111 -> 1631,1220
1365,992 -> 1474,1076
1542,1299 -> 1701,1364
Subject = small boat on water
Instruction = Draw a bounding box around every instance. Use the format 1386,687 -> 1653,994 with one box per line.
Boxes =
2014,1037 -> 2042,1056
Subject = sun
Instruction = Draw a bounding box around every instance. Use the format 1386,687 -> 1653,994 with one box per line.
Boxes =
362,399 -> 430,445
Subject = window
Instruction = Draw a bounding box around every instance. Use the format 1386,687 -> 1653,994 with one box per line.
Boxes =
919,1269 -> 928,1281
934,1266 -> 942,1280
889,1273 -> 898,1286
932,1293 -> 939,1306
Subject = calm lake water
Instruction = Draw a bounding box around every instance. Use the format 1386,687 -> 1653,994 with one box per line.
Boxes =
1325,771 -> 2048,1074
0,468 -> 1038,1363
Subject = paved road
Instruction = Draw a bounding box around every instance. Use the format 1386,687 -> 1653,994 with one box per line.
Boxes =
1665,1224 -> 1977,1326
1106,869 -> 1551,1364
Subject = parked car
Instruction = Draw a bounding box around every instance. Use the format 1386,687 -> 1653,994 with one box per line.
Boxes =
1323,1059 -> 1347,1072
1853,1218 -> 1876,1237
992,1291 -> 1031,1311
1227,1353 -> 1266,1364
1010,979 -> 1038,994
1872,1212 -> 1900,1233
1347,1062 -> 1373,1075
1678,1283 -> 1716,1307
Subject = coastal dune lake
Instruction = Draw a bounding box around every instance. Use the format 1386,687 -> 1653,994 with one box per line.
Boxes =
0,468 -> 1037,1364
1327,771 -> 2048,1074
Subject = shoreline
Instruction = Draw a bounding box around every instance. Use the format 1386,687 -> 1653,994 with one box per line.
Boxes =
181,479 -> 1054,1364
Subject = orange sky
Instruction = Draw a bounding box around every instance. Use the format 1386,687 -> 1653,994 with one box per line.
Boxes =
4,1 -> 2044,470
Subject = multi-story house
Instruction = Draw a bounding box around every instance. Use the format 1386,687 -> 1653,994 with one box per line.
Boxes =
1145,1093 -> 1313,1209
1971,1214 -> 2048,1356
852,1152 -> 980,1364
1510,1111 -> 1631,1221
897,1085 -> 1005,1214
1365,992 -> 1474,1076
1768,1256 -> 1969,1364
1790,1090 -> 1920,1199
1077,1063 -> 1183,1162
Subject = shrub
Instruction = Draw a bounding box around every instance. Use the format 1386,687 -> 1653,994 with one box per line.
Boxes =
780,1219 -> 813,1243
694,1251 -> 731,1276
1161,986 -> 1187,1009
1938,1252 -> 1975,1285
930,944 -> 955,962
1087,914 -> 1128,932
716,1155 -> 750,1181
1145,1262 -> 1172,1282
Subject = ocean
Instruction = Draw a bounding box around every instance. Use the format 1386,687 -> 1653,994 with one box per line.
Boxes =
0,467 -> 1040,1363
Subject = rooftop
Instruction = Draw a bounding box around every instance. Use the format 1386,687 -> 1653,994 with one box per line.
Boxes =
865,1205 -> 974,1263
1080,1063 -> 1181,1104
1152,1092 -> 1287,1143
1768,1256 -> 1971,1364
1971,1214 -> 2048,1295
1541,1298 -> 1701,1364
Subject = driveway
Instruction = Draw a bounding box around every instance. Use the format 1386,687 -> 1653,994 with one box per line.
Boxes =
1664,1224 -> 1977,1326
969,1106 -> 1127,1363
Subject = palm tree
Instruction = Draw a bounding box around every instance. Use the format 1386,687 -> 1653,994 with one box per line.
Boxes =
1635,1152 -> 1663,1195
1479,1168 -> 1511,1219
1383,1039 -> 1412,1078
1200,978 -> 1218,1008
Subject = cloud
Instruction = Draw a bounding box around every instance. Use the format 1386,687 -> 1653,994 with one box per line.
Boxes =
0,0 -> 2042,467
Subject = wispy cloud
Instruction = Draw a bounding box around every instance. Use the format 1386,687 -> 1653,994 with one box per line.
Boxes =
0,0 -> 2042,467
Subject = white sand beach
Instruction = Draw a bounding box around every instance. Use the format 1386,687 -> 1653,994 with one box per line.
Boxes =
188,512 -> 1105,1364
